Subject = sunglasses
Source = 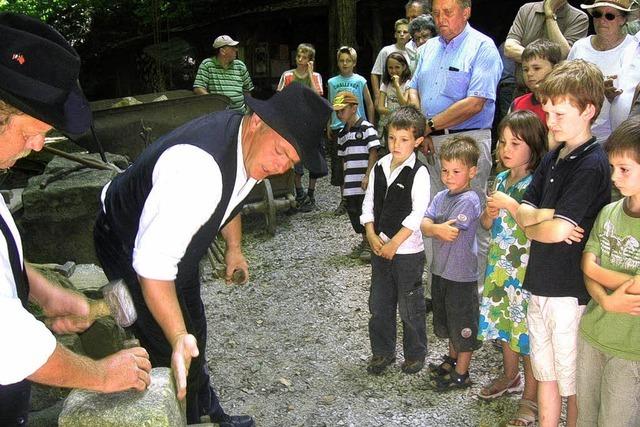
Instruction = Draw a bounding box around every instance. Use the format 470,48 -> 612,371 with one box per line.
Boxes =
590,10 -> 622,20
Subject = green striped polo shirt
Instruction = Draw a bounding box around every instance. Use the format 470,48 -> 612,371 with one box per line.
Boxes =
193,57 -> 254,112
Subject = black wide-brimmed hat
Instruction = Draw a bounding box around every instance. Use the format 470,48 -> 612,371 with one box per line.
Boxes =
245,82 -> 332,177
0,12 -> 91,135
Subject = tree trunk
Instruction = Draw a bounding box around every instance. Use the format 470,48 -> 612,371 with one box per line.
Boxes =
328,0 -> 357,73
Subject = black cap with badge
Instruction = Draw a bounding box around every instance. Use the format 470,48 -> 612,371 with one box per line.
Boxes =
0,12 -> 91,135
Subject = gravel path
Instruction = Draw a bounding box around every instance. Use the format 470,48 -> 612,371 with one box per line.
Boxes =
199,178 -> 542,427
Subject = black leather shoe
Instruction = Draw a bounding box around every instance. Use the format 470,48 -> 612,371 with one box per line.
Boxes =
211,413 -> 255,427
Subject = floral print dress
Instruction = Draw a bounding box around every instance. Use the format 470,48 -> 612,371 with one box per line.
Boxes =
478,170 -> 532,355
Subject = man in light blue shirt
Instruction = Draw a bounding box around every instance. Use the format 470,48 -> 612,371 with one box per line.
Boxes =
408,0 -> 502,291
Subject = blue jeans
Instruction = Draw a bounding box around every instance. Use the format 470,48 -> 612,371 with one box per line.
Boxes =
369,251 -> 427,359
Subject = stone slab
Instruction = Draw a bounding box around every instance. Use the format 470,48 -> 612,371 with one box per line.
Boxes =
59,367 -> 185,427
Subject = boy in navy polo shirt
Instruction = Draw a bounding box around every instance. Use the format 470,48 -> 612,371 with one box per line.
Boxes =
421,135 -> 482,391
360,106 -> 430,375
516,60 -> 611,427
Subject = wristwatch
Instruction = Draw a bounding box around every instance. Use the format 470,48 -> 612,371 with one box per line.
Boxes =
427,117 -> 436,133
545,13 -> 557,21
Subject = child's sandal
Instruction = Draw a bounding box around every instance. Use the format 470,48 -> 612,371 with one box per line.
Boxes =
506,398 -> 537,427
432,370 -> 471,392
428,354 -> 457,379
477,372 -> 522,400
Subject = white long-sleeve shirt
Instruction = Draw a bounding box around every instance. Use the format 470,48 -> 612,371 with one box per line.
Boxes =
102,121 -> 257,281
360,152 -> 430,254
0,201 -> 56,385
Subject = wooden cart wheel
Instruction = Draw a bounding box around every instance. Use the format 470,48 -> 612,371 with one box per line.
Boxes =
262,178 -> 277,236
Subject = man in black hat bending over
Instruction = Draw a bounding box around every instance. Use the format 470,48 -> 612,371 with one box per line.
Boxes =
93,81 -> 332,426
0,13 -> 152,427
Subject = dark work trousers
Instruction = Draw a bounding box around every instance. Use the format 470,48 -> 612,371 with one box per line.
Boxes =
93,212 -> 224,424
0,375 -> 30,426
0,211 -> 31,426
369,251 -> 427,360
327,129 -> 343,187
344,194 -> 365,235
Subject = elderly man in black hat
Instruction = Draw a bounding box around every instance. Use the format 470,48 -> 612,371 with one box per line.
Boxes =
93,81 -> 331,426
0,12 -> 152,426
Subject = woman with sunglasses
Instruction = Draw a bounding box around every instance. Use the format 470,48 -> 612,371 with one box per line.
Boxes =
567,0 -> 637,142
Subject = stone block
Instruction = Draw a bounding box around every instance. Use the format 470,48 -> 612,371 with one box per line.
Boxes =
79,317 -> 126,359
58,367 -> 185,427
18,152 -> 128,264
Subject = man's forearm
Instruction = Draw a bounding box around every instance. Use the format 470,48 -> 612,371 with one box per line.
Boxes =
544,19 -> 571,58
431,97 -> 486,131
29,344 -> 101,390
220,214 -> 243,252
138,276 -> 187,347
504,38 -> 525,63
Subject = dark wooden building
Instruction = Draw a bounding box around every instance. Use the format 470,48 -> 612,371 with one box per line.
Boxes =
78,0 -> 587,100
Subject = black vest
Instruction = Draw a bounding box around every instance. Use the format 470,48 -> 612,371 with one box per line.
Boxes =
103,110 -> 244,284
0,212 -> 31,426
373,159 -> 424,237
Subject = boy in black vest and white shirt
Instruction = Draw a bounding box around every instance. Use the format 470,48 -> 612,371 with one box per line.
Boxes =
360,106 -> 431,375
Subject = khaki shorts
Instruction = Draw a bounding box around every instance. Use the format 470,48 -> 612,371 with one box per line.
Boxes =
526,295 -> 586,396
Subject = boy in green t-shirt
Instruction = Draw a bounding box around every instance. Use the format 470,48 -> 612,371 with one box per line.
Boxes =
577,115 -> 640,426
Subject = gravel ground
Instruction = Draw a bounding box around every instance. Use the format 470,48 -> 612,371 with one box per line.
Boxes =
199,177 -> 562,427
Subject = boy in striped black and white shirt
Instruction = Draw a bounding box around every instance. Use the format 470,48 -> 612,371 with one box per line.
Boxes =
335,91 -> 380,262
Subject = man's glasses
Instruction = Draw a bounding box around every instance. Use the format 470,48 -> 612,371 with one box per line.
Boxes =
590,10 -> 621,21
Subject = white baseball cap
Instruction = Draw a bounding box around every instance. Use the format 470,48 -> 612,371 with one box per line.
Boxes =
213,35 -> 239,49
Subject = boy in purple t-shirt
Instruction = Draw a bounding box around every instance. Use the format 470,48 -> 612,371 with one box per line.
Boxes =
421,135 -> 482,392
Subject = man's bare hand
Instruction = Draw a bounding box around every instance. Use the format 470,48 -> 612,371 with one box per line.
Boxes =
171,333 -> 199,400
604,75 -> 622,103
420,136 -> 435,162
43,287 -> 92,334
544,0 -> 565,14
99,347 -> 152,393
224,247 -> 249,285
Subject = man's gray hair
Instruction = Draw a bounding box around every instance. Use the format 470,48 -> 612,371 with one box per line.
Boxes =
409,13 -> 437,37
0,100 -> 22,134
405,0 -> 431,13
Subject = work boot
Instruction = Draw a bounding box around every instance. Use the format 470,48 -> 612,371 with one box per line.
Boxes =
366,355 -> 396,375
401,357 -> 425,374
211,413 -> 255,427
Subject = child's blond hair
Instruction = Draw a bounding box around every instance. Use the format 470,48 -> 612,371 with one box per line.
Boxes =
395,18 -> 409,30
336,46 -> 357,64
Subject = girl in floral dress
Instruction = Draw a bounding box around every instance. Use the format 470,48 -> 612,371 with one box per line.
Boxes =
477,111 -> 548,427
